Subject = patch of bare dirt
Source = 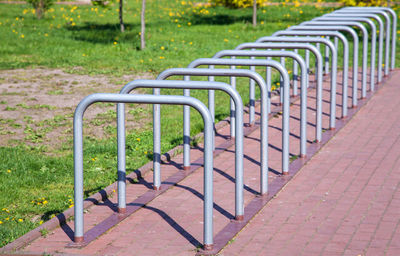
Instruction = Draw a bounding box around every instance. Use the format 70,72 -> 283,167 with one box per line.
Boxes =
0,68 -> 154,152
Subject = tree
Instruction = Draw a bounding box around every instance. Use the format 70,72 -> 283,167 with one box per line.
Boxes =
140,0 -> 146,50
27,0 -> 54,19
252,0 -> 257,27
119,0 -> 124,32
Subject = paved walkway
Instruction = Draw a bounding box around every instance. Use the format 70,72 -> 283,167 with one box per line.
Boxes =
1,70 -> 399,256
221,70 -> 400,256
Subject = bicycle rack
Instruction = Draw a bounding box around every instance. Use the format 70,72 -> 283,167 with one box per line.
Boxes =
73,93 -> 215,249
328,12 -> 385,83
157,68 -> 269,194
271,30 -> 350,118
118,79 -> 244,220
301,21 -> 369,98
313,17 -> 376,92
187,58 -> 291,175
214,49 -> 310,157
342,7 -> 396,71
337,8 -> 395,73
288,25 -> 360,108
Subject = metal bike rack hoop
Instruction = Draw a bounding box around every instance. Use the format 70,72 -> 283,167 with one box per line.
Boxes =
342,6 -> 396,70
271,30 -> 350,118
288,25 -> 360,108
119,79 -> 244,220
335,8 -> 392,75
327,12 -> 384,83
301,20 -> 369,98
73,93 -> 215,249
314,16 -> 377,91
158,68 -> 269,194
188,58 -> 291,174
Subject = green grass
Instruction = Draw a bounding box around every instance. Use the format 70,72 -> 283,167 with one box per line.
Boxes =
1,0 -> 400,247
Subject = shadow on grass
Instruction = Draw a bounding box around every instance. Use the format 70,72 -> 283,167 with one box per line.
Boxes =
66,22 -> 140,46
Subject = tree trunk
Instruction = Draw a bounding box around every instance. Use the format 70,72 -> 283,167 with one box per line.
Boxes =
252,0 -> 257,27
140,0 -> 146,50
36,0 -> 44,19
119,0 -> 125,32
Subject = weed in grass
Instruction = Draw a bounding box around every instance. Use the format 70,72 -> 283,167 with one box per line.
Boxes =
4,106 -> 17,111
47,90 -> 64,95
0,100 -> 7,104
40,228 -> 49,238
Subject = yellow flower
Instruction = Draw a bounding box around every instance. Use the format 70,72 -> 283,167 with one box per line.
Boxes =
160,46 -> 165,50
113,41 -> 117,45
39,220 -> 43,225
0,221 -> 3,224
69,204 -> 74,208
170,38 -> 174,42
144,151 -> 148,155
260,21 -> 264,25
43,200 -> 48,205
20,34 -> 24,38
18,219 -> 23,222
177,24 -> 181,28
224,39 -> 229,42
187,22 -> 191,26
159,56 -> 165,59
44,33 -> 48,37
7,169 -> 11,173
299,10 -> 303,14
5,217 -> 9,221
189,42 -> 193,45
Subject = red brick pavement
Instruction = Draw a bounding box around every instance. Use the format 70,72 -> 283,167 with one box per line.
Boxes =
2,69 -> 398,256
221,70 -> 400,256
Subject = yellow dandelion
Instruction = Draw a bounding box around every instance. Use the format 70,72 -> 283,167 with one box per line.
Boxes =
82,53 -> 86,57
261,21 -> 264,25
140,59 -> 144,63
18,219 -> 23,222
44,33 -> 48,37
187,22 -> 191,26
224,38 -> 229,42
0,221 -> 3,224
170,38 -> 174,42
113,41 -> 117,45
144,151 -> 148,155
5,217 -> 9,221
177,24 -> 181,28
159,56 -> 165,59
39,220 -> 43,224
43,200 -> 48,205
7,169 -> 11,173
299,10 -> 303,14
160,46 -> 165,50
136,138 -> 141,142
189,42 -> 193,45
20,34 -> 25,38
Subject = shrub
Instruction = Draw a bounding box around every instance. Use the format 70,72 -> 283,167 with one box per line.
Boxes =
210,0 -> 266,8
339,0 -> 390,6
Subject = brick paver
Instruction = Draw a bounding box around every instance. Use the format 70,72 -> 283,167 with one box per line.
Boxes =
221,70 -> 400,256
2,69 -> 398,256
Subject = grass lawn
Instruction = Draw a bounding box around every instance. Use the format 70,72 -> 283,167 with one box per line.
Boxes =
0,0 -> 399,247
